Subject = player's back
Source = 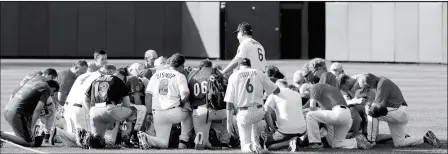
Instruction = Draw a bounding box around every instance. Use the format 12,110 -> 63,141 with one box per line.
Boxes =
147,69 -> 188,110
6,80 -> 50,114
66,71 -> 101,104
126,75 -> 145,104
228,68 -> 273,107
238,38 -> 267,72
187,68 -> 213,109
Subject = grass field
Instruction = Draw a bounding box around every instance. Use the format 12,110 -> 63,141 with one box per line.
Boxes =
1,59 -> 447,153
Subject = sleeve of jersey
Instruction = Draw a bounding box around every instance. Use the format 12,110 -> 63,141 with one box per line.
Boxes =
263,95 -> 275,110
309,86 -> 321,101
224,75 -> 235,103
235,43 -> 248,58
178,74 -> 190,95
261,73 -> 278,95
114,78 -> 130,98
85,84 -> 93,99
373,80 -> 389,107
146,75 -> 155,95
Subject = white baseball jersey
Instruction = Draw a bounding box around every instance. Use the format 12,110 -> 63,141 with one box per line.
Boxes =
66,71 -> 101,105
236,38 -> 267,72
264,88 -> 306,134
224,68 -> 277,108
146,69 -> 189,110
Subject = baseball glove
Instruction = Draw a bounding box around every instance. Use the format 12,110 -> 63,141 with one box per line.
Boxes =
368,105 -> 388,118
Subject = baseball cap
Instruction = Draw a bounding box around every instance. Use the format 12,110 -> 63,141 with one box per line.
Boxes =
233,22 -> 253,34
330,62 -> 343,72
237,58 -> 251,67
144,50 -> 158,59
128,63 -> 145,77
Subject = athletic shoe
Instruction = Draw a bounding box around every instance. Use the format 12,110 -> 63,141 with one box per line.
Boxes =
76,129 -> 86,147
194,132 -> 204,150
49,127 -> 57,145
355,134 -> 374,149
178,140 -> 188,149
137,131 -> 150,150
306,143 -> 323,149
289,137 -> 298,152
259,131 -> 268,149
424,130 -> 441,148
82,133 -> 92,149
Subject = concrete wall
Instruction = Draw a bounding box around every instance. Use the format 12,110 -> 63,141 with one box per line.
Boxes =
0,2 -> 220,59
326,2 -> 448,64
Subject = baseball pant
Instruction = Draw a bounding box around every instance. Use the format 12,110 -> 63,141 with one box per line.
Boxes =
306,106 -> 358,149
64,103 -> 90,134
142,107 -> 193,148
39,102 -> 56,134
368,106 -> 424,147
236,105 -> 266,152
3,110 -> 34,146
90,104 -> 133,137
192,106 -> 231,147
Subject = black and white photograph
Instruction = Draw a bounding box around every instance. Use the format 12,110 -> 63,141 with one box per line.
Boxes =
0,1 -> 447,153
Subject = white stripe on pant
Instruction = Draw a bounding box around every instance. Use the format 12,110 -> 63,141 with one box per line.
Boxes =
306,106 -> 358,149
367,106 -> 423,147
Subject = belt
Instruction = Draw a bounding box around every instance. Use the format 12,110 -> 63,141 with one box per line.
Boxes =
338,105 -> 347,109
238,105 -> 263,111
152,105 -> 180,111
73,104 -> 82,108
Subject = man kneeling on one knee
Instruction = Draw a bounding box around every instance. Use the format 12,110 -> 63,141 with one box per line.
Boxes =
299,83 -> 374,149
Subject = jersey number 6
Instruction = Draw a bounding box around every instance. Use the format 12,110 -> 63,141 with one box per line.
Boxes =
257,48 -> 264,61
193,81 -> 207,96
246,79 -> 254,93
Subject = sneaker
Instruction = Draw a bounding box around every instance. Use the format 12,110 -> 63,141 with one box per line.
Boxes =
424,130 -> 441,148
137,131 -> 150,150
306,143 -> 323,149
178,140 -> 188,149
82,133 -> 92,149
194,132 -> 204,150
355,134 -> 374,149
49,127 -> 57,145
259,131 -> 268,149
76,129 -> 86,147
289,137 -> 298,152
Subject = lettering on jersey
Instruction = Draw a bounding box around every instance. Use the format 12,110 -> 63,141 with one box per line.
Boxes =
238,71 -> 258,78
97,75 -> 113,82
159,79 -> 169,95
98,82 -> 110,97
156,72 -> 176,79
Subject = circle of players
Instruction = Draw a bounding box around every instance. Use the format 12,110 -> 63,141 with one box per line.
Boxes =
0,23 -> 443,153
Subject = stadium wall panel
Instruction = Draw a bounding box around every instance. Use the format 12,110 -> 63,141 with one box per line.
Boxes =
442,2 -> 447,64
0,2 -> 19,57
0,2 -> 218,59
394,2 -> 419,63
325,3 -> 349,61
326,2 -> 447,64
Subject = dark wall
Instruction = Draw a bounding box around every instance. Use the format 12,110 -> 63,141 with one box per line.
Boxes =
224,2 -> 280,60
0,2 -> 182,58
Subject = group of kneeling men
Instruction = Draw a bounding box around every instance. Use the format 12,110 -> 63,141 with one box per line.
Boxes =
1,49 -> 442,153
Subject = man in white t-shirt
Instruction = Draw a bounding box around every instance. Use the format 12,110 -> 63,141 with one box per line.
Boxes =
137,53 -> 193,149
222,22 -> 267,75
263,79 -> 306,151
225,58 -> 280,153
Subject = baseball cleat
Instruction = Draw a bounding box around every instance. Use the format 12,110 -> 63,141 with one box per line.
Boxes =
194,132 -> 204,150
49,127 -> 57,145
260,131 -> 268,149
424,130 -> 441,148
355,134 -> 374,149
306,143 -> 324,149
76,129 -> 86,147
289,137 -> 298,152
137,131 -> 149,150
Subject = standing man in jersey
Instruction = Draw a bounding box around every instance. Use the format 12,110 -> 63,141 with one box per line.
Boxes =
188,59 -> 231,149
299,83 -> 374,149
1,80 -> 60,147
221,22 -> 267,75
359,73 -> 441,148
225,58 -> 280,153
87,49 -> 108,72
138,53 -> 193,149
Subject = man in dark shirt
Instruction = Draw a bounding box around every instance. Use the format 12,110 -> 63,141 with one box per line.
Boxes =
302,58 -> 339,87
81,65 -> 136,149
299,83 -> 373,149
1,80 -> 59,147
56,60 -> 88,106
187,59 -> 231,149
359,73 -> 441,148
